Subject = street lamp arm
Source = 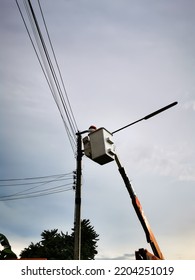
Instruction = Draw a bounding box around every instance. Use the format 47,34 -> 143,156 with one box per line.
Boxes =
112,101 -> 178,134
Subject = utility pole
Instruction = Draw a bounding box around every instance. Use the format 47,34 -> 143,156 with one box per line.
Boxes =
73,129 -> 89,260
74,132 -> 83,260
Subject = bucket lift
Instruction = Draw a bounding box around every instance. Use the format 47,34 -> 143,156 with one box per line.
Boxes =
83,127 -> 164,260
82,102 -> 178,259
83,127 -> 115,165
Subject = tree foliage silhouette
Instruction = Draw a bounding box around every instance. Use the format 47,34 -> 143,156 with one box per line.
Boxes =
20,219 -> 99,259
0,233 -> 17,259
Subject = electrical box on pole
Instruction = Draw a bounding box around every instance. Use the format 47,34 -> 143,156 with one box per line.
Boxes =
83,128 -> 115,165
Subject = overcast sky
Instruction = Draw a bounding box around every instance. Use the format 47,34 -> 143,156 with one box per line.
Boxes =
0,0 -> 195,260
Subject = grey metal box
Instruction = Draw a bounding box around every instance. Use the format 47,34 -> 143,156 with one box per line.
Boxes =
88,128 -> 115,165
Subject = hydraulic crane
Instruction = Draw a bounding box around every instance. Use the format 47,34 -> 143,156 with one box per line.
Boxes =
83,128 -> 164,260
80,102 -> 178,260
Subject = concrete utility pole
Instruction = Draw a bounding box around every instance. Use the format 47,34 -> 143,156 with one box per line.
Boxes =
74,129 -> 90,260
74,132 -> 83,260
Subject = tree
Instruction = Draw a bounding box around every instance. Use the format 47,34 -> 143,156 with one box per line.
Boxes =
20,219 -> 99,260
72,219 -> 99,260
0,233 -> 17,260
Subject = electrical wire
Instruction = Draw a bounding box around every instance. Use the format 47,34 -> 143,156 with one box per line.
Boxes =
0,177 -> 72,187
13,1 -> 80,202
15,0 -> 55,100
0,185 -> 73,201
0,172 -> 73,182
0,172 -> 75,201
24,0 -> 77,153
37,0 -> 78,135
0,182 -> 73,199
15,0 -> 78,155
8,174 -> 70,197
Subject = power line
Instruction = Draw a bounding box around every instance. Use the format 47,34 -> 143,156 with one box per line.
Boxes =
0,172 -> 73,182
9,174 -> 70,197
0,184 -> 73,201
0,171 -> 76,201
24,0 -> 76,147
0,182 -> 73,199
25,0 -> 77,151
15,0 -> 78,154
37,0 -> 78,135
15,0 -> 54,99
0,177 -> 72,187
0,172 -> 74,198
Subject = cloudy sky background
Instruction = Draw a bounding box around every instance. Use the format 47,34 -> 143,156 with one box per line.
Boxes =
0,0 -> 195,259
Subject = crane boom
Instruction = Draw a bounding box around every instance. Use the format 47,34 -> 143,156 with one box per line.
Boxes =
115,154 -> 164,260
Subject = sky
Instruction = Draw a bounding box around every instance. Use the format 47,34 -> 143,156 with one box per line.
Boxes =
0,0 -> 195,260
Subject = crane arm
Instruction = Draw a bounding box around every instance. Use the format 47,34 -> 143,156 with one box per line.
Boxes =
115,155 -> 164,260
